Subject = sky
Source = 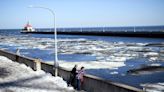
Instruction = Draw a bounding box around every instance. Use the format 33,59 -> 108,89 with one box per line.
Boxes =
0,0 -> 164,29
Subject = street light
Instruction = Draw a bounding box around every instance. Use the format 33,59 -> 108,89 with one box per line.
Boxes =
28,5 -> 58,76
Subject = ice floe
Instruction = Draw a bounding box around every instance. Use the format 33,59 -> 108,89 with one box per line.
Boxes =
141,83 -> 164,92
0,34 -> 163,70
56,61 -> 125,70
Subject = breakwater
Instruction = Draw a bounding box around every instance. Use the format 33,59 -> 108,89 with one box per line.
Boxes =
21,26 -> 164,38
21,31 -> 164,38
0,49 -> 143,92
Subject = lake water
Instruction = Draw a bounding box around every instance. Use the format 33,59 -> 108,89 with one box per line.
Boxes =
0,28 -> 164,89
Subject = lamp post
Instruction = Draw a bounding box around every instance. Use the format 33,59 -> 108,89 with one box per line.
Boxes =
28,5 -> 58,76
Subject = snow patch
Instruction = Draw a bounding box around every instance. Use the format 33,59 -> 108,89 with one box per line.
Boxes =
0,56 -> 74,92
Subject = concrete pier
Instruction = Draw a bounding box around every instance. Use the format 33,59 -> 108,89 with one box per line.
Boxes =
21,30 -> 164,38
0,50 -> 143,92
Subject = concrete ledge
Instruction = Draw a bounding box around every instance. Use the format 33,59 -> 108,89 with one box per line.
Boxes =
58,66 -> 71,81
0,50 -> 143,92
0,50 -> 40,71
0,50 -> 16,61
83,74 -> 142,92
18,55 -> 41,71
41,62 -> 55,76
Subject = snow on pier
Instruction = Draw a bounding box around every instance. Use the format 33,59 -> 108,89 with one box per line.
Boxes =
0,56 -> 74,92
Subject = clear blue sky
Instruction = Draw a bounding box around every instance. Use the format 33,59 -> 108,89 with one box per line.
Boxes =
1,0 -> 164,29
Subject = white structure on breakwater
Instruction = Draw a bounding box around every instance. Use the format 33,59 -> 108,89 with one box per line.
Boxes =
22,21 -> 35,32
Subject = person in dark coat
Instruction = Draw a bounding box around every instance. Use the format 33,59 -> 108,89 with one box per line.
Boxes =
68,65 -> 78,88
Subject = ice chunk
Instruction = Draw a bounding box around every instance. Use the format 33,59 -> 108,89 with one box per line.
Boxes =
141,83 -> 164,92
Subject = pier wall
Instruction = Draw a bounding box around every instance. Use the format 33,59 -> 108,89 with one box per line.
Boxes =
21,31 -> 164,38
0,50 -> 40,71
0,50 -> 143,92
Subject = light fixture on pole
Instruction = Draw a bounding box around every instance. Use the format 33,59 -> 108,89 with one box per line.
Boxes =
28,5 -> 58,76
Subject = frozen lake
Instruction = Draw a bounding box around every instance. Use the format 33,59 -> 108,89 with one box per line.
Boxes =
0,29 -> 164,89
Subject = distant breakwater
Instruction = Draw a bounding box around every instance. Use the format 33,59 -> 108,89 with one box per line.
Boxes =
21,31 -> 164,38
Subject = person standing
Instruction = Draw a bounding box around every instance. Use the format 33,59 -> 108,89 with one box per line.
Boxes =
68,65 -> 77,88
76,66 -> 85,91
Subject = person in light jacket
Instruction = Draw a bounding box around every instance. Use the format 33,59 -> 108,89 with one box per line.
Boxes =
76,66 -> 85,90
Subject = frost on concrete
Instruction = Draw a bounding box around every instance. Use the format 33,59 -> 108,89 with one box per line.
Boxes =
0,56 -> 74,92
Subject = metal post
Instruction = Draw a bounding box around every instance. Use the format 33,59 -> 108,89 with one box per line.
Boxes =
28,5 -> 58,76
